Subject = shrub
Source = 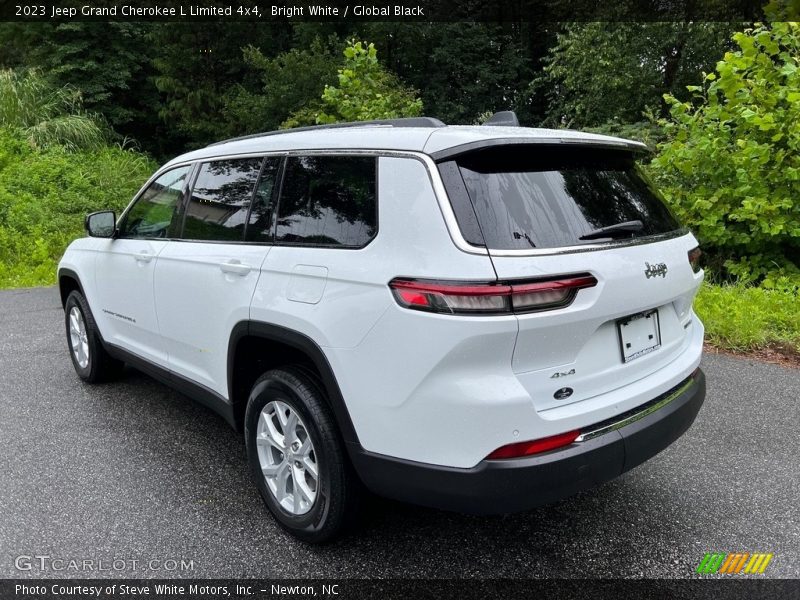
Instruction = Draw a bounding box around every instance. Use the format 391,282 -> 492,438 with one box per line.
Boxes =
651,21 -> 800,285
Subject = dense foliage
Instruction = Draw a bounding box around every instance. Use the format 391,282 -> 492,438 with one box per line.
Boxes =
0,21 -> 729,155
0,128 -> 155,287
366,23 -> 542,125
695,283 -> 800,352
652,21 -> 800,287
0,69 -> 106,151
0,21 -> 797,353
537,22 -> 737,128
286,41 -> 423,126
221,37 -> 341,135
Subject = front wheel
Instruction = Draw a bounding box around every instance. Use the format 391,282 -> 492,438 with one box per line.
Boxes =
64,291 -> 123,382
244,367 -> 360,543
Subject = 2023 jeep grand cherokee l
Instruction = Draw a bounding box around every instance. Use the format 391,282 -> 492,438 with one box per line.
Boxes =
58,114 -> 706,542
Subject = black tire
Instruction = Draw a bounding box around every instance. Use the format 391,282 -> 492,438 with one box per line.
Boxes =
64,290 -> 124,383
244,367 -> 361,543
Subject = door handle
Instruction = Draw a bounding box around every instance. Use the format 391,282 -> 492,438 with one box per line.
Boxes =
134,251 -> 156,263
219,260 -> 251,276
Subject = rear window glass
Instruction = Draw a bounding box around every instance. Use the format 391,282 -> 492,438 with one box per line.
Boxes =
440,146 -> 681,250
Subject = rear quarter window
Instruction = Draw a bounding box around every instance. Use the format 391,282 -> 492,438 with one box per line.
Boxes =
439,145 -> 681,251
276,155 -> 377,248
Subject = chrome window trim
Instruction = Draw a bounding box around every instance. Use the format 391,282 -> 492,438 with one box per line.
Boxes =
119,148 -> 687,257
121,149 -> 490,255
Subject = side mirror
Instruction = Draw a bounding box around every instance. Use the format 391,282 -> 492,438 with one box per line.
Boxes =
85,211 -> 116,238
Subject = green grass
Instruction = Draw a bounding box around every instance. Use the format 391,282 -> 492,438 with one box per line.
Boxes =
694,283 -> 800,353
0,127 -> 156,288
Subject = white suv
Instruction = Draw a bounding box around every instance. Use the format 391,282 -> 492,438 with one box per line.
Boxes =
58,114 -> 706,542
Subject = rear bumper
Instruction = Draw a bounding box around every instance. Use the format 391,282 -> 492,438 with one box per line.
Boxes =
349,369 -> 705,514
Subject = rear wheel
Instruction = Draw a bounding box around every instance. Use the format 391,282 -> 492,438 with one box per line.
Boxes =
244,367 -> 360,543
64,291 -> 123,382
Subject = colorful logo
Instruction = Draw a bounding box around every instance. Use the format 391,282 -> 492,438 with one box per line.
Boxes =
697,552 -> 774,574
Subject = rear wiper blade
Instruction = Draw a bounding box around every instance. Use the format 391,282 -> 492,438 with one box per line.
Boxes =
579,220 -> 643,241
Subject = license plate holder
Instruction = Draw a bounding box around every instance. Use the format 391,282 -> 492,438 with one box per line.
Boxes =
617,309 -> 661,363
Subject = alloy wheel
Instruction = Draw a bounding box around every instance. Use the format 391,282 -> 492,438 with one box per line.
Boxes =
255,400 -> 319,515
68,306 -> 90,369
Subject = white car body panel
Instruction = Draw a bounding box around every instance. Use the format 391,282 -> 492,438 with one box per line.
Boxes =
154,241 -> 271,396
91,238 -> 170,366
249,157 -> 497,349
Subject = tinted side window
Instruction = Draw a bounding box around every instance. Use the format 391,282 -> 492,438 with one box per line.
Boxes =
276,156 -> 376,247
245,157 -> 282,242
120,166 -> 191,239
182,158 -> 263,242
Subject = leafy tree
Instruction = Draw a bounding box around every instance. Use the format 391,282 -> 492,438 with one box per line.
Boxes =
537,22 -> 737,129
220,36 -> 340,136
286,41 -> 422,127
0,23 -> 36,68
651,21 -> 800,286
0,23 -> 157,143
364,22 -> 545,125
150,23 -> 292,150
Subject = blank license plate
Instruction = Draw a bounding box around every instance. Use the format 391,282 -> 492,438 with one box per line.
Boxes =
617,309 -> 661,362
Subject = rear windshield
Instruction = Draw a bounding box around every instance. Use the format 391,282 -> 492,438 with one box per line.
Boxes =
438,145 -> 681,250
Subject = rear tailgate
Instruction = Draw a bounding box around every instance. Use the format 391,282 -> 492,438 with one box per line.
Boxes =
436,142 -> 704,413
490,234 -> 703,412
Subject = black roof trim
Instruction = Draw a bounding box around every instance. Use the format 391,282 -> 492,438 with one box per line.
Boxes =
207,117 -> 446,147
429,137 -> 650,162
482,111 -> 519,127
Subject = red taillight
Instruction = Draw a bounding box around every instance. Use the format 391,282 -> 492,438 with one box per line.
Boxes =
388,275 -> 597,315
486,430 -> 580,460
688,247 -> 702,273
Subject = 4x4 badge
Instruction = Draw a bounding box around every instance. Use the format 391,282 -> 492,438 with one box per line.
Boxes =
550,369 -> 575,379
644,262 -> 668,279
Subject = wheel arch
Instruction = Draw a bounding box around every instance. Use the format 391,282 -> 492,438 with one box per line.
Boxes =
227,321 -> 360,446
58,268 -> 85,308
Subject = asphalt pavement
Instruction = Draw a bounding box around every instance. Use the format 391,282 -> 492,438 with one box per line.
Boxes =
1,286 -> 798,579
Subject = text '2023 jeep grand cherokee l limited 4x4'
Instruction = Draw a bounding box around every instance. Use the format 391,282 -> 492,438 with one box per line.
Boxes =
58,113 -> 706,542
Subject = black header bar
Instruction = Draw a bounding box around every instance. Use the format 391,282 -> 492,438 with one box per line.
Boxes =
1,0 -> 786,22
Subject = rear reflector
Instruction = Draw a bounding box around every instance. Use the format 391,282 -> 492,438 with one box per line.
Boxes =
688,246 -> 702,273
389,274 -> 597,315
486,430 -> 580,459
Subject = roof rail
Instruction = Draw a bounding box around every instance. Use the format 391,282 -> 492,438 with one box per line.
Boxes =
482,111 -> 520,127
206,117 -> 446,147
